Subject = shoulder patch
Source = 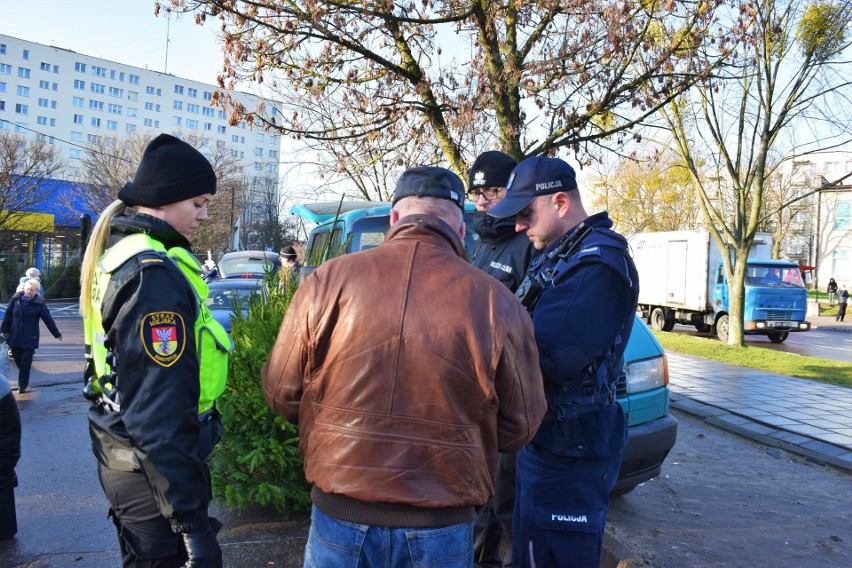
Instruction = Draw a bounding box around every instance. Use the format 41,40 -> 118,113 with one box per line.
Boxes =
141,311 -> 187,367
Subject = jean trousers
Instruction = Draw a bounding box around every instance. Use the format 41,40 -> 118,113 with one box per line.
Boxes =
304,505 -> 474,568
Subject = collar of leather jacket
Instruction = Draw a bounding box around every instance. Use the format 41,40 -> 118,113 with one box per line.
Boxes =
385,214 -> 467,259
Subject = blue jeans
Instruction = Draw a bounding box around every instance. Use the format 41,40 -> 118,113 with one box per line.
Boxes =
304,505 -> 473,568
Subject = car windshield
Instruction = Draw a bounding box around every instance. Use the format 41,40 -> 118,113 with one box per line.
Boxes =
745,264 -> 805,287
206,287 -> 259,310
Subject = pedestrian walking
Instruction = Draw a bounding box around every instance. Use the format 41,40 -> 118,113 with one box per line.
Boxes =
489,156 -> 639,568
14,267 -> 44,297
827,277 -> 838,305
0,279 -> 62,394
837,285 -> 848,322
262,166 -> 546,568
79,133 -> 232,567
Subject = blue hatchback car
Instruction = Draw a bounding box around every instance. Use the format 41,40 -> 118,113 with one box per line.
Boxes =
291,201 -> 677,494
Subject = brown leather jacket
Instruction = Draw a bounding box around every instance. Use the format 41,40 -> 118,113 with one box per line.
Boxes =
262,214 -> 545,520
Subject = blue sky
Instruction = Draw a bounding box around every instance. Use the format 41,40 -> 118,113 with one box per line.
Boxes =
0,0 -> 224,85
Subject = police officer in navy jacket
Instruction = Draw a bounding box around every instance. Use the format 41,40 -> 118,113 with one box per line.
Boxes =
489,156 -> 639,568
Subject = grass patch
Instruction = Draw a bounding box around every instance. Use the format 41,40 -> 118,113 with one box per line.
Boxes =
654,332 -> 852,388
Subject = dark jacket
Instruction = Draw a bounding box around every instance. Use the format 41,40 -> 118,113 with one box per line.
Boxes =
1,293 -> 61,350
469,211 -> 537,293
87,213 -> 216,523
0,376 -> 21,492
262,214 -> 546,526
528,211 -> 638,458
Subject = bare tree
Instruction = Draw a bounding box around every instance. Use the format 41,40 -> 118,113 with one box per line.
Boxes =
163,0 -> 746,182
588,148 -> 701,236
660,0 -> 852,345
75,133 -> 148,214
0,132 -> 63,298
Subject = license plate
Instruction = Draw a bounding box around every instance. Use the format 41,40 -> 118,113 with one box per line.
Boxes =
767,321 -> 790,327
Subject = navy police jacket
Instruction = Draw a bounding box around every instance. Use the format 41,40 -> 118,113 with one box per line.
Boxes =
528,211 -> 639,458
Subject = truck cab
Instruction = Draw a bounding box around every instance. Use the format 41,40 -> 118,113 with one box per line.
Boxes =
292,201 -> 677,495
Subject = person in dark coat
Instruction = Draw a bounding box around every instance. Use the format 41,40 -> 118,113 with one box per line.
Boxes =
0,372 -> 22,539
1,279 -> 62,394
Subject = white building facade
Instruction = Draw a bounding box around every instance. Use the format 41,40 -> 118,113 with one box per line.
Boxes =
0,33 -> 281,189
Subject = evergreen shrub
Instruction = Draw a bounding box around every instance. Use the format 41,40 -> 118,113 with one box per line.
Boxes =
210,271 -> 311,516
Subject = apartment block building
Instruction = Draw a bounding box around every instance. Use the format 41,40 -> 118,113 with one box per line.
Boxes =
0,33 -> 281,187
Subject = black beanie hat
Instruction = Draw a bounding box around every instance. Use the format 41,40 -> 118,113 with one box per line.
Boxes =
468,151 -> 518,189
118,134 -> 217,207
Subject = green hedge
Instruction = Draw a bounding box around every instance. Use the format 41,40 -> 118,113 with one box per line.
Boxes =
210,271 -> 311,516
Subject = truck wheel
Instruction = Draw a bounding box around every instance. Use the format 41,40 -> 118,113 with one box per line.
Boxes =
650,308 -> 668,331
768,332 -> 789,343
715,315 -> 729,342
695,323 -> 712,333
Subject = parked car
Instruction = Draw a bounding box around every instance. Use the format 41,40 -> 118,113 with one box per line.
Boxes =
205,277 -> 265,333
216,250 -> 281,279
292,201 -> 678,495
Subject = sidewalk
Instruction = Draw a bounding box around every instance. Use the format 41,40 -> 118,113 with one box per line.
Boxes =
667,314 -> 852,472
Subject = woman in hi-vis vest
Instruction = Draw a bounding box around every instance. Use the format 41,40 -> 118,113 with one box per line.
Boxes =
79,134 -> 231,568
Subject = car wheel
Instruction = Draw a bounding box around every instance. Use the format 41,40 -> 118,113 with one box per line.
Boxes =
650,308 -> 668,332
715,315 -> 729,342
768,332 -> 789,343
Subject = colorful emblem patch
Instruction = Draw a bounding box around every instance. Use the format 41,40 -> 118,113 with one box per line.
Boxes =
141,311 -> 186,367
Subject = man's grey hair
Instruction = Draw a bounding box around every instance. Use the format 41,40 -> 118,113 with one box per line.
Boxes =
392,195 -> 463,227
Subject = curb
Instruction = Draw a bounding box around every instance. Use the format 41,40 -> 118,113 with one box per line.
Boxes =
670,396 -> 852,473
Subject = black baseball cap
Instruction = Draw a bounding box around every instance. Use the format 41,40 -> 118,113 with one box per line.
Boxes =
488,156 -> 578,219
392,166 -> 465,210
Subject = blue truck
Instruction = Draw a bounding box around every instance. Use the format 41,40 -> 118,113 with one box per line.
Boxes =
291,201 -> 677,495
629,230 -> 811,343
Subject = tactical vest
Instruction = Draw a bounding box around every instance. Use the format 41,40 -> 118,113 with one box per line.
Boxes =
529,227 -> 636,421
84,233 -> 232,414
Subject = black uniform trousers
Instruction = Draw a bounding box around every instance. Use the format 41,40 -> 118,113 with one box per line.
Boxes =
98,464 -> 188,568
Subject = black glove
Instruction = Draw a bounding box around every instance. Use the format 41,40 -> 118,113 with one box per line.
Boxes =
180,527 -> 222,568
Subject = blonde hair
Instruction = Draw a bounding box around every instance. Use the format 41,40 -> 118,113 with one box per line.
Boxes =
79,200 -> 130,318
23,279 -> 41,293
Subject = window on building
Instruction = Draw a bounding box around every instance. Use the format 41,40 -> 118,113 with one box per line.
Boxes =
108,103 -> 122,114
15,103 -> 28,114
127,107 -> 137,117
0,63 -> 12,74
232,134 -> 239,142
187,103 -> 199,113
73,114 -> 83,124
128,90 -> 139,101
37,115 -> 47,125
186,119 -> 198,129
50,117 -> 56,126
127,124 -> 136,133
51,100 -> 57,109
204,122 -> 212,131
0,82 -> 4,92
217,125 -> 226,134
38,97 -> 49,107
257,132 -> 264,142
91,83 -> 105,94
0,44 -> 5,55
16,85 -> 29,96
39,80 -> 50,89
129,74 -> 140,84
109,87 -> 123,97
202,107 -> 214,117
91,117 -> 101,127
144,118 -> 154,127
70,149 -> 82,160
254,147 -> 263,156
22,49 -> 29,60
92,65 -> 107,77
53,65 -> 59,73
74,79 -> 85,90
188,87 -> 197,97
836,202 -> 851,230
18,67 -> 31,78
172,116 -> 182,125
87,134 -> 101,143
51,82 -> 58,91
106,120 -> 118,130
173,100 -> 183,110
72,96 -> 85,107
14,122 -> 27,133
75,62 -> 87,72
269,150 -> 278,158
90,100 -> 104,111
175,85 -> 184,94
203,91 -> 212,101
40,62 -> 50,71
218,110 -> 226,119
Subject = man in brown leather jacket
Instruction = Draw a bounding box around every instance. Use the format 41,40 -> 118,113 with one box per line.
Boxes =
262,166 -> 546,568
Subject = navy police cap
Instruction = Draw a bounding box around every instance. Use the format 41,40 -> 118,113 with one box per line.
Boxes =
488,156 -> 578,219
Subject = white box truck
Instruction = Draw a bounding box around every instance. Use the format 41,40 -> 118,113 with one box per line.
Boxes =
628,230 -> 811,342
